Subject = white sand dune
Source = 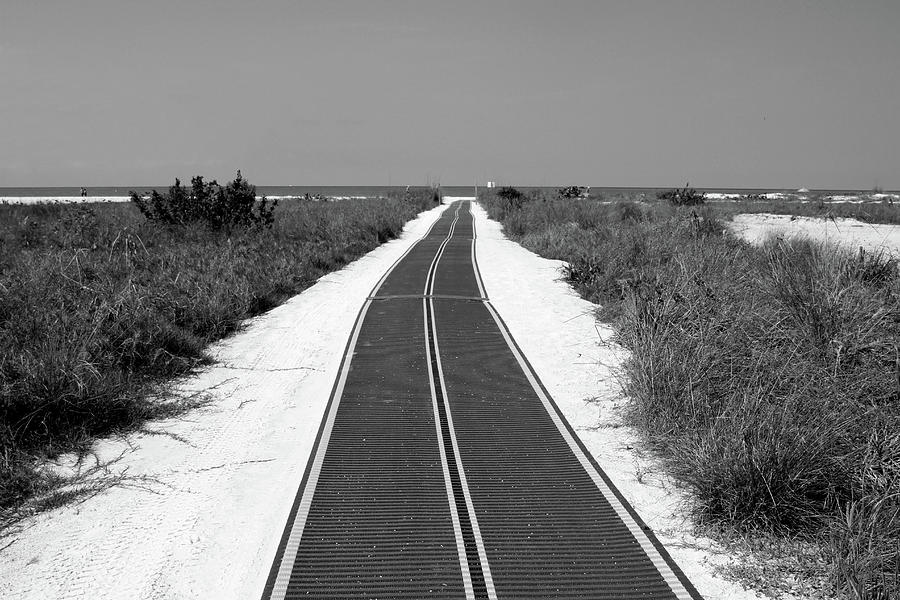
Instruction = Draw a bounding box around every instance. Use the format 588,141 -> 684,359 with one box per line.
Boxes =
704,192 -> 900,204
0,199 -> 763,600
728,213 -> 900,257
704,192 -> 743,200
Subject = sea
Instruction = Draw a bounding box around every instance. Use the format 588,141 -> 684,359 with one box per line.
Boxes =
0,185 -> 893,204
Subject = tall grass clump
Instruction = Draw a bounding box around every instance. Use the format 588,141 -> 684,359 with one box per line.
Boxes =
479,188 -> 900,598
0,186 -> 436,519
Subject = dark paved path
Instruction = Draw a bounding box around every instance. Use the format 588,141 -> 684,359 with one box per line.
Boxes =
262,201 -> 703,600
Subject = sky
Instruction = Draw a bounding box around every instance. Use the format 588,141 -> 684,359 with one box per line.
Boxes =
1,0 -> 898,189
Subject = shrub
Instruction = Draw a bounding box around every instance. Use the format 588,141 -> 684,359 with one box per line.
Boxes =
496,186 -> 524,203
658,184 -> 706,206
558,185 -> 588,199
491,186 -> 530,220
130,170 -> 277,231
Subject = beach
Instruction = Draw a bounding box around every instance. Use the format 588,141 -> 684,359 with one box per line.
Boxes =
0,199 -> 763,600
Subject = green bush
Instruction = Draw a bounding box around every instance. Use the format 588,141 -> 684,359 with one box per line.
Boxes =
558,185 -> 588,199
130,170 -> 277,230
657,184 -> 706,206
496,186 -> 524,203
492,186 -> 530,220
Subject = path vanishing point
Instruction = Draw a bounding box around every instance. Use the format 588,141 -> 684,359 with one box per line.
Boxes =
261,199 -> 704,600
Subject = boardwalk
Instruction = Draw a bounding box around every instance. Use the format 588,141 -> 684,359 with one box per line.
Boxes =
262,200 -> 703,600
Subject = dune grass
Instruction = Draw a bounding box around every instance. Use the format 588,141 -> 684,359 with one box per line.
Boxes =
718,197 -> 900,225
0,189 -> 437,519
480,189 -> 900,599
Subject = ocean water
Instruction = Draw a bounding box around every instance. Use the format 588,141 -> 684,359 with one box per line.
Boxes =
0,185 -> 891,203
0,185 -> 477,199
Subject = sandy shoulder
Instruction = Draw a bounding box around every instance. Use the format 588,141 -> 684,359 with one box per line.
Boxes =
0,203 -> 449,600
728,212 -> 900,256
472,202 -> 765,600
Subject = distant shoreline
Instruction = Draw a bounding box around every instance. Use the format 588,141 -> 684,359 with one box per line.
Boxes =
2,186 -> 897,206
0,195 -> 376,205
1,185 -> 896,199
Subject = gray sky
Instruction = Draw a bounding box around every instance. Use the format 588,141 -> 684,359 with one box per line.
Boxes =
1,0 -> 898,188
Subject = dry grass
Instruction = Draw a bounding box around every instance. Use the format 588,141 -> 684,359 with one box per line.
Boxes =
0,189 -> 436,518
480,188 -> 900,599
718,197 -> 900,225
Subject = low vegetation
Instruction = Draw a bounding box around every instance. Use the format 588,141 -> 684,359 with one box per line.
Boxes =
557,185 -> 589,199
718,197 -> 900,225
0,184 -> 436,520
130,171 -> 277,230
479,187 -> 900,599
657,183 -> 706,206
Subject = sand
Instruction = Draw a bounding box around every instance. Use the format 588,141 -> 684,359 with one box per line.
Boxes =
0,198 -> 765,599
704,193 -> 900,203
728,212 -> 900,257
